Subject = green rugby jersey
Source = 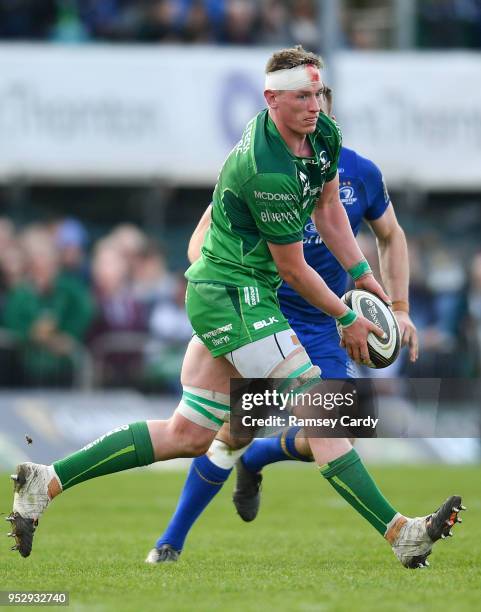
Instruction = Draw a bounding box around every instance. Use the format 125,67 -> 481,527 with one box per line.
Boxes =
186,109 -> 342,291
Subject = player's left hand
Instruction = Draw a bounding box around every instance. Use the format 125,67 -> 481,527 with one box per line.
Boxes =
394,310 -> 418,362
354,274 -> 391,306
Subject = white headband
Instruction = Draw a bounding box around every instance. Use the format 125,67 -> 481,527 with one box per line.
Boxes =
265,64 -> 321,91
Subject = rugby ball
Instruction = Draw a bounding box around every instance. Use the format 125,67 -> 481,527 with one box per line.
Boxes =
337,289 -> 401,368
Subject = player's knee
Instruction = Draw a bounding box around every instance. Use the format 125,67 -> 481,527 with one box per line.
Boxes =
173,385 -> 230,454
181,434 -> 212,457
216,429 -> 253,451
188,438 -> 212,456
268,348 -> 320,382
168,416 -> 213,457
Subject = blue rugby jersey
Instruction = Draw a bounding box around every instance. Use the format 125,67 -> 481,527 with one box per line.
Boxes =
278,146 -> 390,326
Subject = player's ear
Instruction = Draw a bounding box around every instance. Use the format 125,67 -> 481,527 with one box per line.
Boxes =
264,90 -> 278,109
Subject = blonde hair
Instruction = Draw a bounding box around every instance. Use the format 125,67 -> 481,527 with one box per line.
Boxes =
266,45 -> 323,74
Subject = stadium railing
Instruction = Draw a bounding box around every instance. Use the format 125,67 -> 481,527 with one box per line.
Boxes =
0,327 -> 94,390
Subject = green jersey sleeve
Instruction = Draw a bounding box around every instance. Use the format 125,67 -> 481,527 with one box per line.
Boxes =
318,114 -> 343,182
241,173 -> 304,244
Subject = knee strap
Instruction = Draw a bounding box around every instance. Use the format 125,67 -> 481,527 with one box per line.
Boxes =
176,386 -> 230,432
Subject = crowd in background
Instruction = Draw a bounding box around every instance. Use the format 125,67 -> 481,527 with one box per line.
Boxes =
357,230 -> 480,379
1,0 -> 481,50
0,218 -> 192,389
0,215 -> 479,390
0,1 -> 479,391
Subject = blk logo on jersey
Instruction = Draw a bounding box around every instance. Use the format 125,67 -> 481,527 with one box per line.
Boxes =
339,184 -> 358,206
253,316 -> 279,331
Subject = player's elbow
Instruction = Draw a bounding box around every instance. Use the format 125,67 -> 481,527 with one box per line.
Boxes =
377,222 -> 405,248
187,244 -> 199,264
276,265 -> 302,287
187,237 -> 202,264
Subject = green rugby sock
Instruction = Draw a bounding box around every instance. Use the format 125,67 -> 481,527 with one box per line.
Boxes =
53,421 -> 155,490
320,448 -> 397,535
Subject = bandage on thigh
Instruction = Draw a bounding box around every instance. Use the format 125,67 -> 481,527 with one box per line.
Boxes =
224,328 -> 320,380
176,385 -> 230,432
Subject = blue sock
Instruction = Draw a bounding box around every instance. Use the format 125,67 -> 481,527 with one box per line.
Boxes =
241,427 -> 313,473
156,454 -> 231,552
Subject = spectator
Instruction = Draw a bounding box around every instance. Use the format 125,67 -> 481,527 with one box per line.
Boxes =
131,240 -> 177,316
148,273 -> 191,344
0,217 -> 22,310
176,0 -> 224,26
90,241 -> 146,335
0,245 -> 26,306
109,223 -> 148,281
403,237 -> 466,377
89,242 -> 147,385
181,0 -> 214,43
426,245 -> 467,348
54,217 -> 90,285
78,0 -> 142,41
137,0 -> 182,42
2,235 -> 94,386
144,273 -> 192,391
0,221 -> 24,384
288,0 -> 319,52
257,0 -> 292,46
219,0 -> 259,45
0,217 -> 15,252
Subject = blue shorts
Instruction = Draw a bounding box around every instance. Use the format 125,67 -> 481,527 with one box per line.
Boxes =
288,318 -> 356,379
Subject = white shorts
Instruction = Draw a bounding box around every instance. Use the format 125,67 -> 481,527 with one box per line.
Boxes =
181,329 -> 319,430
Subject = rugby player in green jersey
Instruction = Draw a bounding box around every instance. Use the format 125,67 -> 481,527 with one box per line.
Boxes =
8,46 -> 463,568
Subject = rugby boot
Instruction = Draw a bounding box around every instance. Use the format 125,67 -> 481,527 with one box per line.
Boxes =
386,495 -> 465,568
232,459 -> 263,522
145,544 -> 180,564
7,463 -> 54,558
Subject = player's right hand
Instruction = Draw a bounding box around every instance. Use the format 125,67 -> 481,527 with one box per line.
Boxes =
354,273 -> 391,306
340,316 -> 386,364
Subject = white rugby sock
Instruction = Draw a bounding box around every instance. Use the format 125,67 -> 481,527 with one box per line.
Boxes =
207,439 -> 252,470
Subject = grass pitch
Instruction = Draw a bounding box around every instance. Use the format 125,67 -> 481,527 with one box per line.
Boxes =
0,464 -> 480,612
